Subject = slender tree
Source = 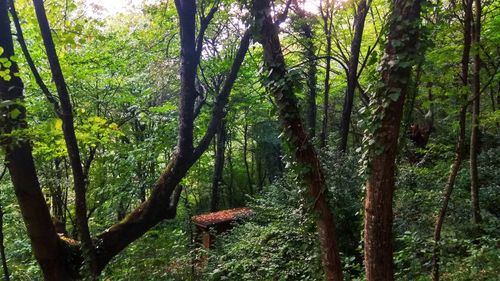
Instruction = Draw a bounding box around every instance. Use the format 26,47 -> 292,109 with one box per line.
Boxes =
469,0 -> 482,226
211,120 -> 226,211
431,1 -> 473,279
319,0 -> 334,147
338,0 -> 373,152
32,0 -> 97,274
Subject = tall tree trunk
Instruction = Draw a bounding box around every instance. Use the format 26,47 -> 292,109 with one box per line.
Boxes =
243,122 -> 254,194
431,6 -> 473,279
363,0 -> 422,280
211,120 -> 226,212
252,0 -> 343,280
338,0 -> 372,152
0,2 -> 73,279
469,0 -> 482,226
32,0 -> 97,275
320,2 -> 333,148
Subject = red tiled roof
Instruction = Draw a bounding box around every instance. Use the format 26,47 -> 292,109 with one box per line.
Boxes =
192,207 -> 252,227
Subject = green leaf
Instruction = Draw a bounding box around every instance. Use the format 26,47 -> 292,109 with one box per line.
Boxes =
10,108 -> 21,120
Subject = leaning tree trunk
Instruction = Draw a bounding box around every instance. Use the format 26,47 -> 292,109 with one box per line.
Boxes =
0,2 -> 73,279
469,0 -> 482,226
362,0 -> 422,280
252,0 -> 343,280
431,0 -> 473,279
338,0 -> 372,152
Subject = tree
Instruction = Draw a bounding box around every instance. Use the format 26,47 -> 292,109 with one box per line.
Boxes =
252,0 -> 343,279
319,0 -> 335,148
0,1 -> 74,278
338,0 -> 373,152
469,0 -> 482,226
362,0 -> 422,279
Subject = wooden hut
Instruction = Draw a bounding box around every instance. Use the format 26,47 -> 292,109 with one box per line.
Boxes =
192,207 -> 252,248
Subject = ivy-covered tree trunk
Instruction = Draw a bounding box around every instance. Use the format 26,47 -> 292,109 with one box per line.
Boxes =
469,0 -> 482,226
0,2 -> 73,279
252,0 -> 343,280
338,0 -> 372,152
363,0 -> 421,280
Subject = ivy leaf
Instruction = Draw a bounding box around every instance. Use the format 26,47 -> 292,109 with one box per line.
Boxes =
388,92 -> 400,102
10,108 -> 21,120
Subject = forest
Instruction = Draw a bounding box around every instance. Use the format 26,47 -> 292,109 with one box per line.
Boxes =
0,0 -> 498,280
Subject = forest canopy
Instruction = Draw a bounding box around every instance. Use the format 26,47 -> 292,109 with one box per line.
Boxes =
0,0 -> 498,280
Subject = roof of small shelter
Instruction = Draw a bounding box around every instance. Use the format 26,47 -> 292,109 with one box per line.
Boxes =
192,207 -> 252,228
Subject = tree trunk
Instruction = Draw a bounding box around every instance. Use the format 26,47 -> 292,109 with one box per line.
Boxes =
469,0 -> 482,226
0,2 -> 73,279
431,106 -> 467,281
211,120 -> 226,212
430,8 -> 473,278
243,121 -> 254,194
320,2 -> 333,148
338,0 -> 372,152
32,0 -> 97,275
363,0 -> 422,280
252,0 -> 343,280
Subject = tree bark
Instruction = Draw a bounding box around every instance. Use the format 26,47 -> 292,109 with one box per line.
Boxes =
0,2 -> 73,279
469,0 -> 482,226
363,0 -> 422,280
252,0 -> 343,280
338,0 -> 372,152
